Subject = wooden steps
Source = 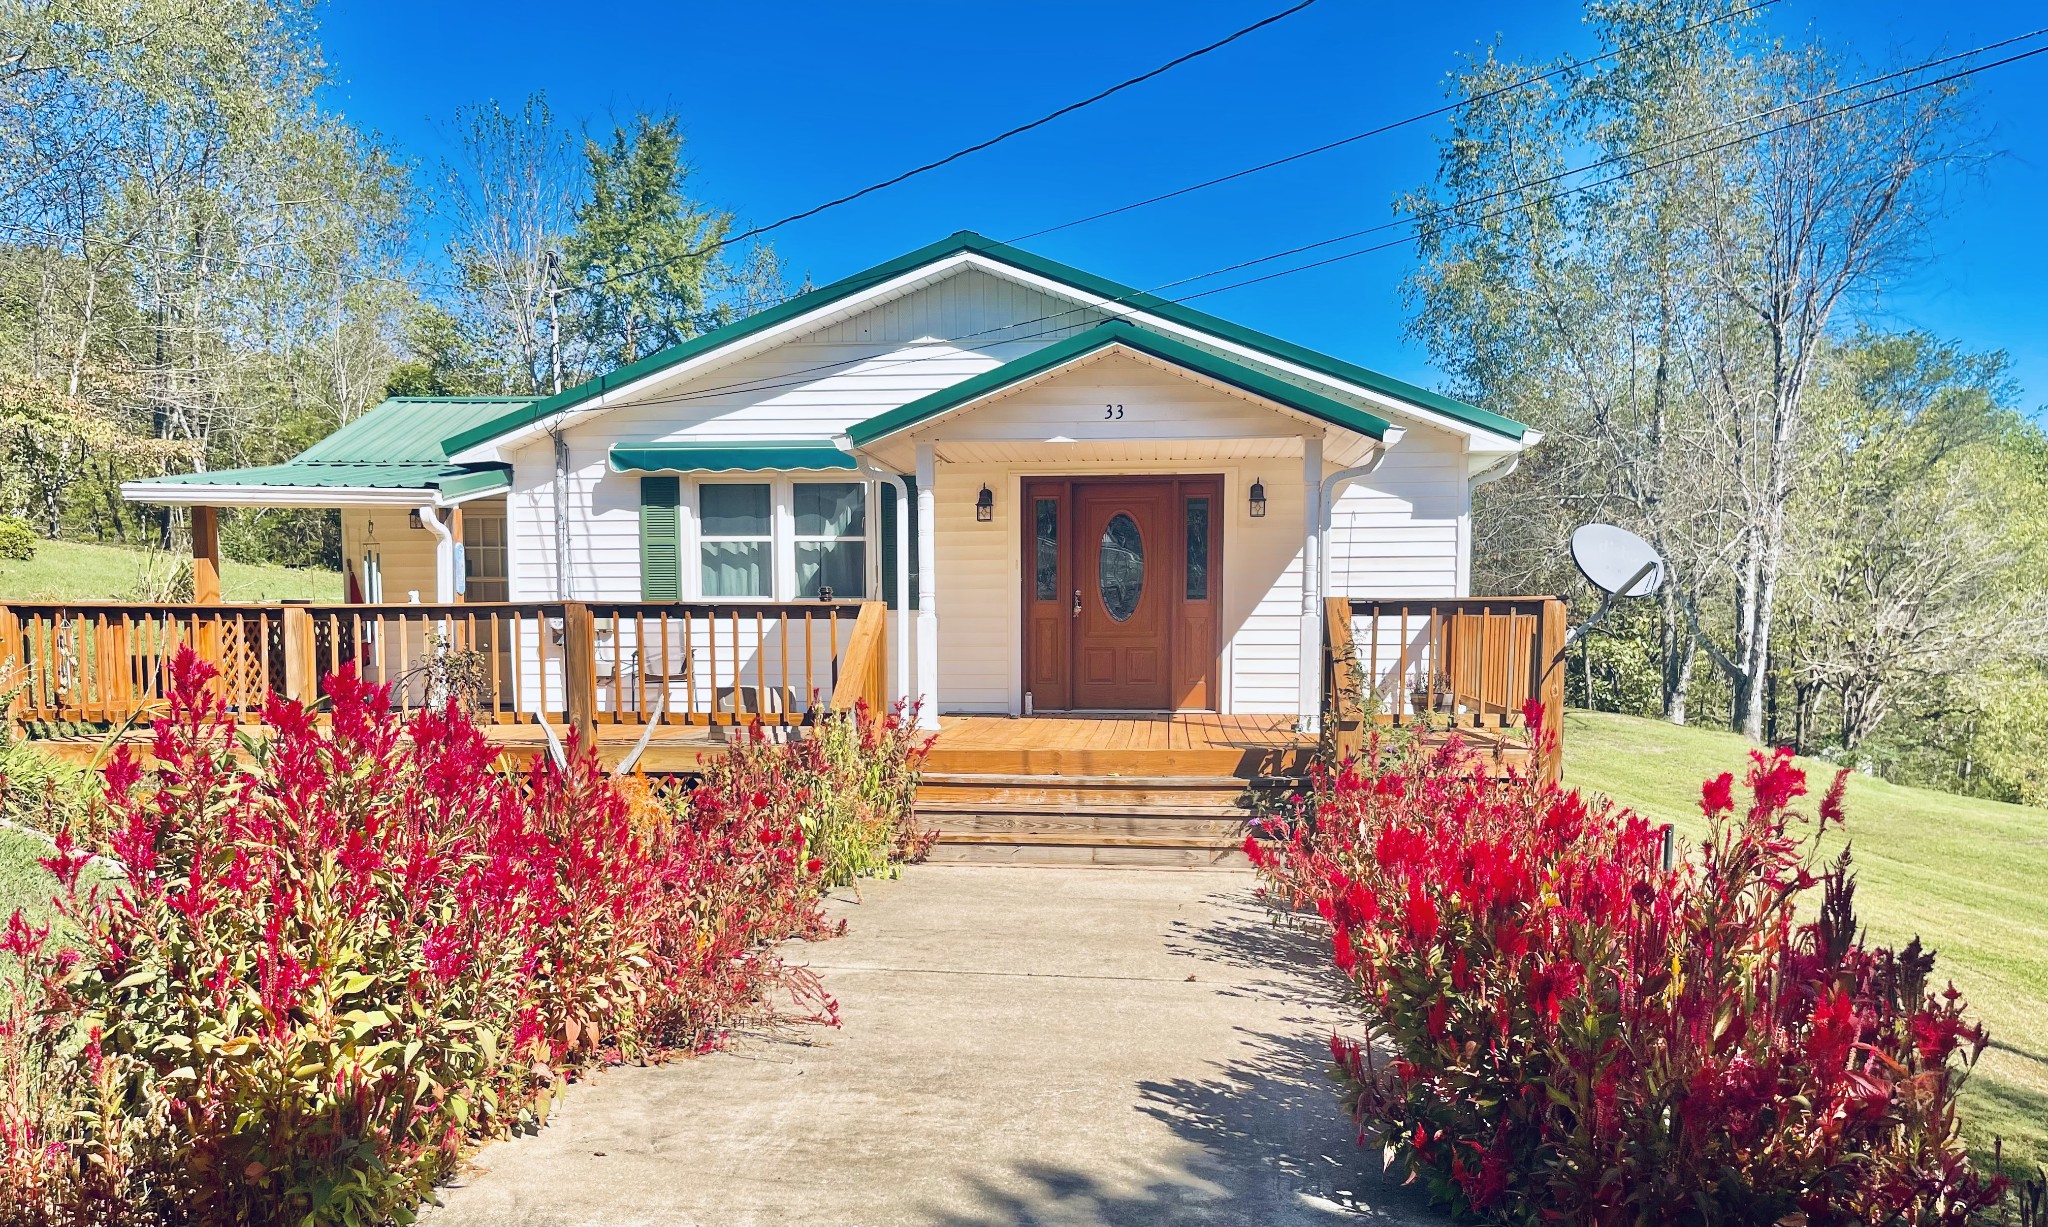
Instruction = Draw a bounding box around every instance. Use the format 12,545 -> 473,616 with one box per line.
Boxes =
916,763 -> 1287,869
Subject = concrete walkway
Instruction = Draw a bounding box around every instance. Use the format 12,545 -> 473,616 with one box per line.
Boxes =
425,866 -> 1445,1226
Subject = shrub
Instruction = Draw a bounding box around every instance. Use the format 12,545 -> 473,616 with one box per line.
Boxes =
1250,707 -> 2005,1226
0,519 -> 33,563
695,704 -> 934,890
0,648 -> 928,1226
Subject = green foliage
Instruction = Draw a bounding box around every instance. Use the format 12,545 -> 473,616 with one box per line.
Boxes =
383,305 -> 486,399
1564,710 -> 2048,1169
1256,732 -> 2006,1223
0,519 -> 33,563
566,116 -> 733,367
0,654 -> 931,1225
0,0 -> 409,560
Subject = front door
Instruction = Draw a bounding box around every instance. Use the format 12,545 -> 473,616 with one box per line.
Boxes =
1022,476 -> 1221,711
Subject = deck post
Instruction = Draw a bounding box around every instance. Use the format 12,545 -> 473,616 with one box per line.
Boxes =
0,603 -> 19,726
1538,596 -> 1568,782
562,600 -> 598,752
281,606 -> 319,704
913,442 -> 939,731
190,506 -> 222,604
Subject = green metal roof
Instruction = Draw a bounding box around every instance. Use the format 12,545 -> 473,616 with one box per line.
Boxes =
610,441 -> 859,474
126,397 -> 528,498
297,396 -> 537,463
846,321 -> 1390,447
130,462 -> 511,496
440,232 -> 1526,455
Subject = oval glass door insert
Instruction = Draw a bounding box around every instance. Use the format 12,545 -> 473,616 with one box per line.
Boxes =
1099,512 -> 1144,621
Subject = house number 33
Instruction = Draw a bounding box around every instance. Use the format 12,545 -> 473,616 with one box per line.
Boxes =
1103,403 -> 1125,419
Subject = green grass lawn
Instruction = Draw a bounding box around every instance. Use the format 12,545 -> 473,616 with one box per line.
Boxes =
0,538 -> 339,603
1565,709 -> 2048,1171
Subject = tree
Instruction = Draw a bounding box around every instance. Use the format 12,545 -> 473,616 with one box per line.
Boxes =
1404,0 -> 1753,726
1778,331 -> 2048,758
440,94 -> 581,395
565,116 -> 730,366
1688,47 -> 1978,738
0,0 -> 410,559
1405,0 -> 1982,739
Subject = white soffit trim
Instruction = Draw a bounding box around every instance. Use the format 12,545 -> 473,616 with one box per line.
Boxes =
119,482 -> 443,509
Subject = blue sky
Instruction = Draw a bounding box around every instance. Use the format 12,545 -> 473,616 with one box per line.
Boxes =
317,0 -> 2048,415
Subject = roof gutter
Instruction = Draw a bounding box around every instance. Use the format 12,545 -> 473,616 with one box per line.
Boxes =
119,482 -> 446,509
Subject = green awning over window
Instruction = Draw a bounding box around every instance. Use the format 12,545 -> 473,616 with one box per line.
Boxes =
608,441 -> 859,474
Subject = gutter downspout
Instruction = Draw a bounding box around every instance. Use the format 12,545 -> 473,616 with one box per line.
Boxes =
419,504 -> 456,604
552,428 -> 572,600
1318,446 -> 1400,606
1303,440 -> 1395,735
836,438 -> 912,712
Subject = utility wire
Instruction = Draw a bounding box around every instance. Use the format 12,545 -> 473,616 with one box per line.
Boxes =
574,0 -> 1325,292
1144,25 -> 2048,296
1171,38 -> 2048,303
1006,0 -> 1786,243
527,30 -> 2043,416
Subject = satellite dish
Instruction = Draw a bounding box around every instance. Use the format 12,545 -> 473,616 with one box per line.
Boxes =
1571,524 -> 1665,599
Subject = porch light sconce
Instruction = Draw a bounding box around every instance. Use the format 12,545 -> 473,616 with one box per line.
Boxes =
407,509 -> 423,531
975,484 -> 994,523
1248,478 -> 1267,518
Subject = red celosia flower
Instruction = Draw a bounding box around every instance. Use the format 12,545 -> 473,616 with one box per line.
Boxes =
1402,878 -> 1438,943
1700,772 -> 1735,818
1332,925 -> 1357,974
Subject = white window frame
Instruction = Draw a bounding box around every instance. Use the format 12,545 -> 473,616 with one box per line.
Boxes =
791,479 -> 869,601
694,480 -> 775,599
684,475 -> 876,601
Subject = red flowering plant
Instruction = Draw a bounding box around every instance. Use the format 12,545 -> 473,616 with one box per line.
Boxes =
1250,704 -> 2004,1226
0,648 -> 929,1227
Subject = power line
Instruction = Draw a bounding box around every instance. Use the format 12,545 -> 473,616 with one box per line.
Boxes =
574,0 -> 1325,292
1144,26 -> 2048,297
1170,37 -> 2048,304
534,30 -> 2044,416
1006,0 -> 1787,243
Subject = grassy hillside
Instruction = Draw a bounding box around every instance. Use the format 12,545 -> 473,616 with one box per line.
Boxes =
1565,709 -> 2048,1170
0,538 -> 339,603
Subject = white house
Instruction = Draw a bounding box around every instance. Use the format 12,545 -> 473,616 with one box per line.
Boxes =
122,231 -> 1537,733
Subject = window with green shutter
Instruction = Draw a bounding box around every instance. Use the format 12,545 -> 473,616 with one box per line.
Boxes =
639,475 -> 682,601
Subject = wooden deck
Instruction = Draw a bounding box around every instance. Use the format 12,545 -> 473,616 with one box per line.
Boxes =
927,713 -> 1314,781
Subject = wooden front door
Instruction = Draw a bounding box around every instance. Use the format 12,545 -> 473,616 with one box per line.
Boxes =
1022,476 -> 1221,711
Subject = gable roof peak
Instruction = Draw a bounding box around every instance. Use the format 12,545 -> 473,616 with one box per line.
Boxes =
441,231 -> 1528,456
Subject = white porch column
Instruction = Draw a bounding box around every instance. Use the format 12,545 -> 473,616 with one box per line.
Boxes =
1297,437 -> 1323,734
913,441 -> 940,730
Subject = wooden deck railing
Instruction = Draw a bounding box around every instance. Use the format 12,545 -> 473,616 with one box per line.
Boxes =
1,598 -> 890,741
1322,596 -> 1567,780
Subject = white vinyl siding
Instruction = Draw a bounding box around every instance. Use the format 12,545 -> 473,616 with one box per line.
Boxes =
492,263 -> 1478,715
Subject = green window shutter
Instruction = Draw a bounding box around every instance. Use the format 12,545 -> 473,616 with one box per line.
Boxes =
639,475 -> 682,601
878,475 -> 920,611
